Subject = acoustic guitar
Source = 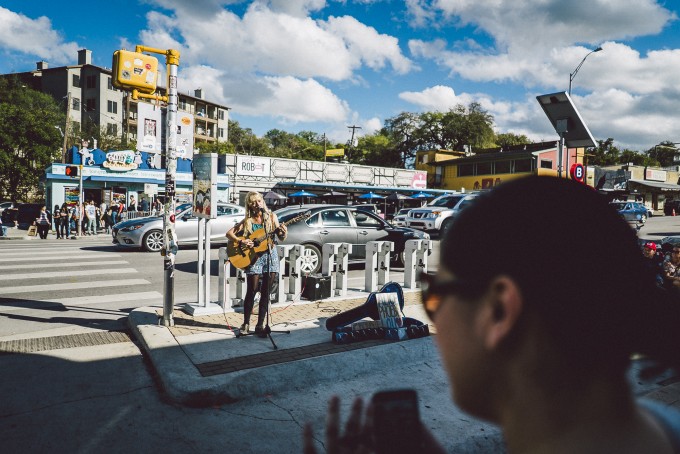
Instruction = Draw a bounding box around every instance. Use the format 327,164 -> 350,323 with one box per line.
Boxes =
227,211 -> 311,269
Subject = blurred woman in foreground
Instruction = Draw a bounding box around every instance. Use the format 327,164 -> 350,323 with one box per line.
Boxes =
305,176 -> 680,453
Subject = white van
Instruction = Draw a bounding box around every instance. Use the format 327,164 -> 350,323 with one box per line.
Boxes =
406,193 -> 478,234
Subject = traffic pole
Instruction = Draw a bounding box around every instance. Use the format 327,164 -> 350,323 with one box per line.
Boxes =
162,49 -> 180,327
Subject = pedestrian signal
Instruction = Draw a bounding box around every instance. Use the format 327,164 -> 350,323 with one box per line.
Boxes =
65,165 -> 79,177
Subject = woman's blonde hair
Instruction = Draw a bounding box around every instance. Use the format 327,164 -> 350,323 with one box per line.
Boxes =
242,191 -> 274,236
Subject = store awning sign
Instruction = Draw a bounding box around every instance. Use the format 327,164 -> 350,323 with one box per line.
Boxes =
103,150 -> 139,172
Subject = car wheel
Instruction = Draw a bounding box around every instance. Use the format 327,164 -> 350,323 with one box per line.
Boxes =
440,218 -> 454,235
142,230 -> 164,252
299,244 -> 321,274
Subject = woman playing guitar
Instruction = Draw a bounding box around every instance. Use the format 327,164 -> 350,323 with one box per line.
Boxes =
226,192 -> 287,337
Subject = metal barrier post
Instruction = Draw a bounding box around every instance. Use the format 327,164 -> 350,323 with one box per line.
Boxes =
334,242 -> 352,297
365,241 -> 383,292
287,245 -> 306,301
218,247 -> 230,311
403,239 -> 431,288
322,243 -> 341,295
377,241 -> 393,287
228,268 -> 246,308
275,245 -> 295,304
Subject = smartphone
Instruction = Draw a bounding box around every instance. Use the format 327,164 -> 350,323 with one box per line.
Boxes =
371,389 -> 422,454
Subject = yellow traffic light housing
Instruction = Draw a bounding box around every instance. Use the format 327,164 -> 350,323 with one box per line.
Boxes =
112,50 -> 159,94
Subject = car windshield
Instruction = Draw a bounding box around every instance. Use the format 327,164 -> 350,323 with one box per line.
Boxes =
609,202 -> 626,210
430,195 -> 465,208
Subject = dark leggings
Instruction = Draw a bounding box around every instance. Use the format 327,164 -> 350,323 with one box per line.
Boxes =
243,272 -> 277,327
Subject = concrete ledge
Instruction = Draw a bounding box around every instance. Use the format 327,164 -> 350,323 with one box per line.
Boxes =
129,306 -> 438,407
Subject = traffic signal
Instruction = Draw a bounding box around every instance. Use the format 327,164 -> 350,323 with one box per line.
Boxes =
65,165 -> 79,177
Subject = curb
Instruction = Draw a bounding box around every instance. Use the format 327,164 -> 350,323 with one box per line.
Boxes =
129,307 -> 438,407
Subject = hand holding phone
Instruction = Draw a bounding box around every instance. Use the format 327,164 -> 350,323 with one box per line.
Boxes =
371,389 -> 423,454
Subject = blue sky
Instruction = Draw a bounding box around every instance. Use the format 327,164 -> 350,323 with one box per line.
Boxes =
1,0 -> 679,151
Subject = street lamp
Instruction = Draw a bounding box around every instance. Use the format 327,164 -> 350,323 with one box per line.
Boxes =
569,47 -> 602,95
652,143 -> 680,165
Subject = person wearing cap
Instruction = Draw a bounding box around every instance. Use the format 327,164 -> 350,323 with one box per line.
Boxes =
643,242 -> 664,287
663,245 -> 680,291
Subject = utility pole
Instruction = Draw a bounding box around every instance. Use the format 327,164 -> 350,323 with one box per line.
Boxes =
323,133 -> 327,162
62,92 -> 71,163
347,125 -> 361,160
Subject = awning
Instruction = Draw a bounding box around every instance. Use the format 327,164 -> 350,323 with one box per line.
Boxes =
273,181 -> 450,196
628,179 -> 680,191
45,173 -> 230,189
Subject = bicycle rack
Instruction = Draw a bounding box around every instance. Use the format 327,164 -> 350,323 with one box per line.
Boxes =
275,244 -> 296,303
403,239 -> 432,289
286,245 -> 306,301
365,241 -> 393,292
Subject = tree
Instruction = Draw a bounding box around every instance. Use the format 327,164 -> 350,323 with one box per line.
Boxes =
356,133 -> 399,167
495,132 -> 531,148
588,138 -> 621,166
646,141 -> 679,167
0,77 -> 63,202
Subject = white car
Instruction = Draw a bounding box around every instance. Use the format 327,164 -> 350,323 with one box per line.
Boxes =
406,193 -> 479,234
112,202 -> 245,252
391,208 -> 412,227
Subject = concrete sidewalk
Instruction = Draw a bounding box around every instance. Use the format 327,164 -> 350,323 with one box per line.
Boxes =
128,289 -> 438,406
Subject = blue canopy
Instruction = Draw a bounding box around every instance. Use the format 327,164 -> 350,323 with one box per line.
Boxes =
358,192 -> 385,199
289,190 -> 317,197
412,191 -> 434,198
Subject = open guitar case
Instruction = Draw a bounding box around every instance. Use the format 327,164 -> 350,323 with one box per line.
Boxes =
325,282 -> 429,344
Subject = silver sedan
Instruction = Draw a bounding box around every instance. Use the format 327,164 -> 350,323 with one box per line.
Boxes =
112,203 -> 245,252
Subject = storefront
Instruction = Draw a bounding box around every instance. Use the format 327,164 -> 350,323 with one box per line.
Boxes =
45,160 -> 231,210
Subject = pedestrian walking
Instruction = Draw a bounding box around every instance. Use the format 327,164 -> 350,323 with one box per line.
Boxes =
53,204 -> 62,238
35,206 -> 51,239
58,203 -> 70,239
104,207 -> 114,234
85,201 -> 97,235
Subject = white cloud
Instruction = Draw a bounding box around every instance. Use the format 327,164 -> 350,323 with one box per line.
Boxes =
0,7 -> 79,65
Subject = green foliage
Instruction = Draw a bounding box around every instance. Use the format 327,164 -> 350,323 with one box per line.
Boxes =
495,132 -> 532,148
0,77 -> 63,202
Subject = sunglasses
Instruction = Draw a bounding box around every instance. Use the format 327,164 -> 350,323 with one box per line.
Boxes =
419,272 -> 471,321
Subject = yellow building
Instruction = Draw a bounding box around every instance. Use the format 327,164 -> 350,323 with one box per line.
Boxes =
416,142 -> 588,192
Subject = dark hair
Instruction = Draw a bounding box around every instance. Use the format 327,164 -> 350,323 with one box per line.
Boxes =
441,176 -> 680,374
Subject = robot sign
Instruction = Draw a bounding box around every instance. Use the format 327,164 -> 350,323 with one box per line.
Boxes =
570,163 -> 586,183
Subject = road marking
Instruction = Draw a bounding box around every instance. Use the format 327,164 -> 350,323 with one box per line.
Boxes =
0,279 -> 150,294
0,291 -> 163,312
0,268 -> 139,281
0,254 -> 120,262
0,249 -> 117,257
0,260 -> 129,270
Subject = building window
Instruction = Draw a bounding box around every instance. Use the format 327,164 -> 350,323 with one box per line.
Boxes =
86,75 -> 96,89
107,77 -> 114,90
72,74 -> 80,88
178,99 -> 187,110
72,98 -> 80,111
476,162 -> 492,176
540,159 -> 553,169
458,163 -> 474,177
514,159 -> 532,173
85,98 -> 95,111
218,109 -> 225,120
494,161 -> 511,174
107,123 -> 117,136
218,127 -> 225,138
107,100 -> 118,114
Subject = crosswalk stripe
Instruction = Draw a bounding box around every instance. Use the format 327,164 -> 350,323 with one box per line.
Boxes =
0,254 -> 120,262
0,268 -> 138,281
0,279 -> 150,294
0,260 -> 129,270
0,249 -> 117,257
0,291 -> 163,313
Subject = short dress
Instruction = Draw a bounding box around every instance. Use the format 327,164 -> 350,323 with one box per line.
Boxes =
245,223 -> 280,275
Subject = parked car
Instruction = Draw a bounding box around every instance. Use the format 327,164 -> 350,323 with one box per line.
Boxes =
15,203 -> 50,229
664,199 -> 680,216
0,201 -> 14,215
391,208 -> 412,227
112,202 -> 245,252
275,204 -> 430,274
406,193 -> 479,234
609,201 -> 647,224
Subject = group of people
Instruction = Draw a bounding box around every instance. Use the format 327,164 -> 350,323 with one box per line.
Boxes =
643,241 -> 680,293
300,176 -> 680,453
